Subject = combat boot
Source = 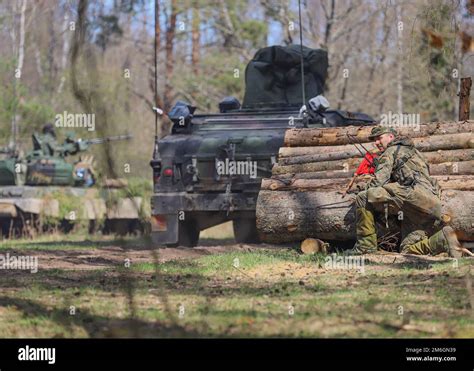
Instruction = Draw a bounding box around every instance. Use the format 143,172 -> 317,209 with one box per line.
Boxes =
439,226 -> 463,258
347,207 -> 377,254
401,226 -> 463,257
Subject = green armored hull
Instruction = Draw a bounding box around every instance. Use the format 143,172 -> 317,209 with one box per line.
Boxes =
0,185 -> 146,237
0,132 -> 142,237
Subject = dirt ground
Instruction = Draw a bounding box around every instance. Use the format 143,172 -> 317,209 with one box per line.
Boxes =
2,241 -> 285,270
1,233 -> 473,338
3,238 -> 456,272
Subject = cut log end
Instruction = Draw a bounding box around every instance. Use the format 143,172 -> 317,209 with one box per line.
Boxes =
300,238 -> 328,254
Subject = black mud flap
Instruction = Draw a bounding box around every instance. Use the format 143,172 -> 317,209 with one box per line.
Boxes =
150,213 -> 178,245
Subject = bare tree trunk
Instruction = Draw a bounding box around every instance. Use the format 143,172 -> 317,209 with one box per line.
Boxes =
34,46 -> 43,78
324,0 -> 336,46
191,2 -> 200,75
396,2 -> 403,114
11,0 -> 27,145
459,77 -> 472,121
57,4 -> 71,94
17,0 -> 26,77
283,2 -> 293,45
152,0 -> 165,112
164,0 -> 177,111
47,5 -> 57,90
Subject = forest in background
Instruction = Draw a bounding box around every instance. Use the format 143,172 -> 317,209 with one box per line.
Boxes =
0,0 -> 473,177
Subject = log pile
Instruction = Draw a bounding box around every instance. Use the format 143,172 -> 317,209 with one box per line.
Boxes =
256,120 -> 474,244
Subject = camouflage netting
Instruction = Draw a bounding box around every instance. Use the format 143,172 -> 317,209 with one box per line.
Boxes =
242,45 -> 328,108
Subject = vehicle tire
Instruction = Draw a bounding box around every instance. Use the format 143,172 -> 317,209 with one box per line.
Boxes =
233,218 -> 260,244
0,218 -> 11,237
166,221 -> 200,247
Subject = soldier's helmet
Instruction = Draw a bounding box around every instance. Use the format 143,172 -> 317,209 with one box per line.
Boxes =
368,126 -> 397,140
42,123 -> 56,138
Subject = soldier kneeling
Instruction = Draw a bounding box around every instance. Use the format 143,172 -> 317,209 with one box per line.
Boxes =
350,126 -> 469,258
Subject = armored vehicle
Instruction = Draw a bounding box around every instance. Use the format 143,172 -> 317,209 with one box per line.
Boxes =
150,45 -> 375,247
0,132 -> 145,237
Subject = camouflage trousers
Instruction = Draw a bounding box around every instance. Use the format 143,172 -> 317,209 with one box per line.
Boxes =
355,183 -> 443,255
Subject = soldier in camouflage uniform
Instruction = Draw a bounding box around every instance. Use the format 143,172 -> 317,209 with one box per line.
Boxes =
351,126 -> 465,257
33,124 -> 86,158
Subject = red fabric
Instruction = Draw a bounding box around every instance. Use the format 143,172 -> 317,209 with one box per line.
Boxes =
355,153 -> 378,175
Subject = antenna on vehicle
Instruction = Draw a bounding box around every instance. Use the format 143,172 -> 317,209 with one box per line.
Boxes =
298,0 -> 307,127
150,0 -> 163,183
152,0 -> 160,162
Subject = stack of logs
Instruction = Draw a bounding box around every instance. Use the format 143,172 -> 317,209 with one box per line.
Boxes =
256,120 -> 474,244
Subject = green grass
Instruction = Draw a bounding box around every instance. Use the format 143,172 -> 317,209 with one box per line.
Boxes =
0,241 -> 473,338
131,249 -> 305,275
0,233 -> 142,250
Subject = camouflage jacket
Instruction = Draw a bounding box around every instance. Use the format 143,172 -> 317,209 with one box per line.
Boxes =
367,138 -> 440,195
33,133 -> 79,157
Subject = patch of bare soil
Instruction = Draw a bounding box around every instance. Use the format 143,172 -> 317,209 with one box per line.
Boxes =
363,251 -> 456,270
3,242 -> 285,271
245,261 -> 321,282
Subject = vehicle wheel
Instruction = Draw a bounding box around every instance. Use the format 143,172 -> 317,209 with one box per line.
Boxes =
60,220 -> 75,234
233,218 -> 260,244
0,218 -> 11,237
110,219 -> 132,236
166,221 -> 200,247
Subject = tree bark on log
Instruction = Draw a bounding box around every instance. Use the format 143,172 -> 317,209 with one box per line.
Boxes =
274,169 -> 354,180
428,160 -> 474,176
256,190 -> 474,243
279,148 -> 473,166
261,176 -> 474,191
283,120 -> 474,147
272,157 -> 361,174
279,132 -> 474,157
272,160 -> 474,178
423,149 -> 474,164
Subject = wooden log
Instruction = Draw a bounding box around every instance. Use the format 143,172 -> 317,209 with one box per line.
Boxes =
256,190 -> 474,243
459,78 -> 472,121
415,133 -> 474,151
272,157 -> 361,175
272,159 -> 474,178
435,175 -> 474,190
256,190 -> 356,242
429,160 -> 474,176
283,120 -> 474,147
263,176 -> 474,191
262,178 -> 349,191
422,149 -> 474,164
300,238 -> 328,254
279,142 -> 377,158
279,148 -> 474,166
279,132 -> 474,157
273,169 -> 354,180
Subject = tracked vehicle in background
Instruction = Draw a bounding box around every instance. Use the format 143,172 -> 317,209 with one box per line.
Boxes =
0,133 -> 145,237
